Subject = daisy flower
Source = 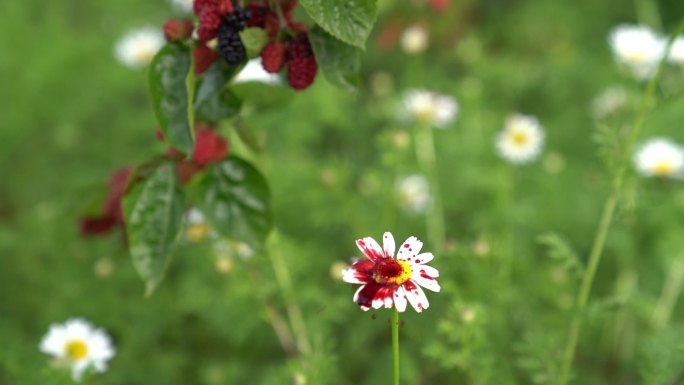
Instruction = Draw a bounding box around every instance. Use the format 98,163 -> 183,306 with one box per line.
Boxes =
633,137 -> 684,178
396,174 -> 430,213
495,113 -> 544,164
608,24 -> 665,80
185,208 -> 212,242
343,232 -> 440,312
40,318 -> 115,382
169,0 -> 193,13
400,24 -> 429,54
401,89 -> 458,128
114,27 -> 165,69
590,86 -> 628,119
668,35 -> 684,65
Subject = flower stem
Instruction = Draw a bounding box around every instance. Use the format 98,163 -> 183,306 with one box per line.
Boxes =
414,124 -> 446,251
392,307 -> 400,385
556,20 -> 684,385
652,255 -> 684,328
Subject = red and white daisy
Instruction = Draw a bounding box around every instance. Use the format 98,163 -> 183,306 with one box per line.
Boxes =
343,232 -> 440,313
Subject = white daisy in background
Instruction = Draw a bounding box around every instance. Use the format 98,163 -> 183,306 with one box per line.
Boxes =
668,35 -> 684,65
40,318 -> 115,382
396,174 -> 431,213
234,58 -> 281,85
213,238 -> 255,260
633,137 -> 684,178
608,24 -> 665,80
590,86 -> 628,119
400,24 -> 429,54
401,89 -> 459,128
495,113 -> 545,164
185,208 -> 213,242
169,0 -> 193,13
114,27 -> 165,69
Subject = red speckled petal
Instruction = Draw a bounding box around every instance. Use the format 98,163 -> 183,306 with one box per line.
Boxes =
353,282 -> 381,311
372,286 -> 396,309
382,232 -> 395,258
396,236 -> 423,261
411,268 -> 441,292
413,252 -> 434,265
356,237 -> 384,262
342,260 -> 374,284
393,286 -> 408,312
403,280 -> 430,312
417,264 -> 439,278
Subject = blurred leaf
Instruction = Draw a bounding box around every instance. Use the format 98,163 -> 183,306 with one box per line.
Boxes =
299,0 -> 377,49
149,43 -> 195,155
239,27 -> 268,59
194,61 -> 243,122
538,232 -> 584,278
234,118 -> 263,153
638,329 -> 684,385
191,156 -> 272,249
123,162 -> 185,296
309,27 -> 361,91
196,88 -> 243,122
231,82 -> 294,107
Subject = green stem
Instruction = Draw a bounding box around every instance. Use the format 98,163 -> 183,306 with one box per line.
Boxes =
267,231 -> 312,357
392,307 -> 400,385
414,124 -> 446,251
652,256 -> 684,328
556,20 -> 684,385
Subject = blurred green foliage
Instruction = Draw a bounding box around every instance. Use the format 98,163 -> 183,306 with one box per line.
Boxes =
3,0 -> 684,384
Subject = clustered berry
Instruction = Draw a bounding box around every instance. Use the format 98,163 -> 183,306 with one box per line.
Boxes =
216,6 -> 252,65
248,0 -> 318,90
285,33 -> 317,90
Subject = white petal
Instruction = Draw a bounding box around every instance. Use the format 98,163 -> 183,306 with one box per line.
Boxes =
40,325 -> 68,357
416,264 -> 439,277
403,280 -> 430,312
342,267 -> 367,284
396,236 -> 423,261
382,232 -> 395,258
414,252 -> 434,265
393,286 -> 408,312
411,269 -> 441,292
371,287 -> 395,309
356,237 -> 384,262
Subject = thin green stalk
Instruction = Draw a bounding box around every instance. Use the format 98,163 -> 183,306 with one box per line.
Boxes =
414,124 -> 446,251
556,20 -> 684,385
392,307 -> 400,385
268,231 -> 312,357
652,256 -> 684,328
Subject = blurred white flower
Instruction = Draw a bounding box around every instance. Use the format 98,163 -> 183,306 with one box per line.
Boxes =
590,86 -> 628,119
668,35 -> 684,65
170,0 -> 193,13
400,24 -> 429,54
401,89 -> 458,128
213,238 -> 255,260
608,24 -> 665,80
396,174 -> 431,213
40,318 -> 115,382
114,27 -> 165,69
495,113 -> 544,164
185,208 -> 212,242
633,137 -> 684,178
234,58 -> 281,85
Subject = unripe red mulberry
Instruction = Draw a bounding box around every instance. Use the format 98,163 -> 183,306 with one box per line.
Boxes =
193,44 -> 219,75
285,33 -> 318,90
163,18 -> 194,42
261,42 -> 286,73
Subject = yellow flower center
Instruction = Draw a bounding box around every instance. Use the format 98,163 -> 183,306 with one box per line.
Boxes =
653,161 -> 675,176
186,224 -> 210,242
375,259 -> 412,286
415,105 -> 436,124
511,131 -> 528,147
625,51 -> 647,63
65,340 -> 88,361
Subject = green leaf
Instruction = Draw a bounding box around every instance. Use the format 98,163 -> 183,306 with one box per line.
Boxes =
149,43 -> 195,155
239,27 -> 269,59
194,61 -> 243,122
299,0 -> 377,49
538,233 -> 584,278
309,27 -> 361,91
191,156 -> 272,249
123,162 -> 185,296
